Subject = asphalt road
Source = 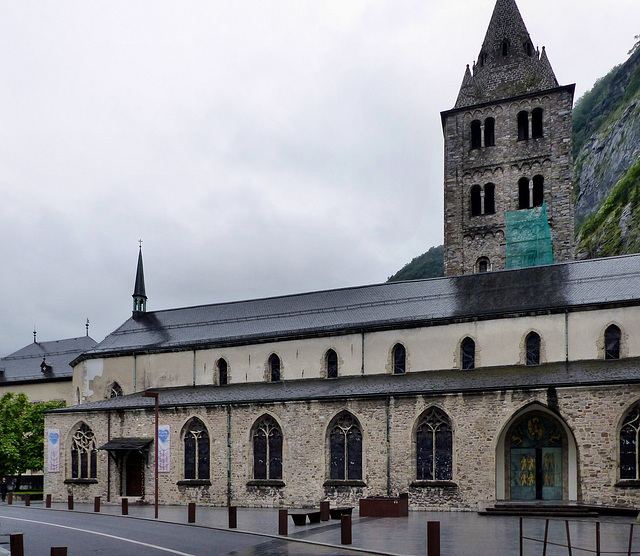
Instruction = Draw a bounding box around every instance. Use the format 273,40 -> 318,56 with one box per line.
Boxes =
0,506 -> 370,556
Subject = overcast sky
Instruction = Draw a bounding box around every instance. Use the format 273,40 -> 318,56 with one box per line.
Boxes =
0,0 -> 637,355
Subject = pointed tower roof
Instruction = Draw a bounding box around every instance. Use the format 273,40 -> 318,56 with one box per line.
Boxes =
132,246 -> 147,316
454,0 -> 559,108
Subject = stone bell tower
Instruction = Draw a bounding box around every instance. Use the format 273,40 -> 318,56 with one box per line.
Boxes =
441,0 -> 575,276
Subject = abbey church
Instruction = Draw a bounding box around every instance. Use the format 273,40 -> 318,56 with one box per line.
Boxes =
45,0 -> 640,511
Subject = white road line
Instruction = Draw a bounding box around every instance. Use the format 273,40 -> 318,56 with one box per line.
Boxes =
0,516 -> 195,555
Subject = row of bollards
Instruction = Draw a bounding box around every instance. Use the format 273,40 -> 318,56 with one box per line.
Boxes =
16,494 -> 439,552
9,533 -> 67,556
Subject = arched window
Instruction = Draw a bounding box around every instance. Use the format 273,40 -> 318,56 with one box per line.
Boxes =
518,177 -> 530,209
605,325 -> 621,360
71,423 -> 97,479
392,343 -> 406,374
252,415 -> 283,480
217,358 -> 228,386
326,349 -> 338,379
479,51 -> 487,67
269,354 -> 281,382
470,185 -> 482,216
329,412 -> 362,480
524,41 -> 534,57
109,382 -> 123,398
484,117 -> 495,147
532,175 -> 544,207
517,111 -> 529,141
525,332 -> 541,366
476,257 -> 490,273
471,120 -> 482,149
484,183 -> 495,214
183,419 -> 210,480
532,108 -> 543,138
461,337 -> 475,370
621,405 -> 640,480
416,407 -> 453,481
501,39 -> 509,57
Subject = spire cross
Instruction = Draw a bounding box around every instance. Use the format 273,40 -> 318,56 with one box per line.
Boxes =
138,239 -> 143,249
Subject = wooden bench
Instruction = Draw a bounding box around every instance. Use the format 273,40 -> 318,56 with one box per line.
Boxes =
329,507 -> 353,520
289,509 -> 322,525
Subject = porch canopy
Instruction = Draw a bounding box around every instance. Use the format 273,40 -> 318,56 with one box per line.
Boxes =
99,437 -> 152,452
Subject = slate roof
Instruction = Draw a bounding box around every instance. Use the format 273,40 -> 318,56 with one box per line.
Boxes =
0,336 -> 97,384
53,355 -> 640,414
73,254 -> 640,365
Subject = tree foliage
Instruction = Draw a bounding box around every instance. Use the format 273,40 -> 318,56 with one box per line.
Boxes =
0,393 -> 65,477
387,245 -> 444,282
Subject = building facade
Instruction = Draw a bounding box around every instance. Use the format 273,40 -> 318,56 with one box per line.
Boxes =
442,0 -> 575,276
44,0 -> 640,512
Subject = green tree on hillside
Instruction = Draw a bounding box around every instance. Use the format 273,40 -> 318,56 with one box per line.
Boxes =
0,393 -> 65,487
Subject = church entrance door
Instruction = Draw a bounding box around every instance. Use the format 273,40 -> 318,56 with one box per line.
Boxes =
508,415 -> 563,500
125,451 -> 145,497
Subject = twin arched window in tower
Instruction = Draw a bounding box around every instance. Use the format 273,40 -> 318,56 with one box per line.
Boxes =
518,175 -> 544,209
470,183 -> 496,217
518,108 -> 544,141
470,118 -> 495,149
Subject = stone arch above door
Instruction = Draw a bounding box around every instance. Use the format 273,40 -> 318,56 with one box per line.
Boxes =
495,404 -> 578,501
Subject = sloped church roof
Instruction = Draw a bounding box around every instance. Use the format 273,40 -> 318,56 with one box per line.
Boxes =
73,254 -> 640,364
454,0 -> 559,108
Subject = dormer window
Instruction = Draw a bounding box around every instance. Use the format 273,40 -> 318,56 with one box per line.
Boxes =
501,39 -> 509,57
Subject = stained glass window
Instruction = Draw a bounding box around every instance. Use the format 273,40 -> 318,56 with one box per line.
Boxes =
393,344 -> 406,374
326,349 -> 338,379
109,382 -> 123,398
329,412 -> 362,480
526,332 -> 541,366
218,358 -> 228,385
253,415 -> 283,480
605,325 -> 621,360
461,337 -> 475,370
269,354 -> 281,382
416,408 -> 452,481
183,419 -> 210,480
621,407 -> 640,480
71,423 -> 97,479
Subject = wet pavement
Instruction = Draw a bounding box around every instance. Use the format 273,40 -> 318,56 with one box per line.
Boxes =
1,500 -> 639,555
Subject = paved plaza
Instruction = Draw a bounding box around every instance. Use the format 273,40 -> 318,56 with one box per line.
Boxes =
1,500 -> 639,555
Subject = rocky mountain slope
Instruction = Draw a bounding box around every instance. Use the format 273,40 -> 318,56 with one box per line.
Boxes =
389,42 -> 640,281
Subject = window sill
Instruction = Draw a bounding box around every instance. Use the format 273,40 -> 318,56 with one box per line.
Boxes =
323,479 -> 366,487
411,480 -> 457,489
64,478 -> 98,485
246,479 -> 285,488
177,479 -> 211,487
615,480 -> 640,488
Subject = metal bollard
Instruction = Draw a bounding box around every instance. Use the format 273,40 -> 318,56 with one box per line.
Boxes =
340,514 -> 352,545
427,521 -> 441,556
10,533 -> 24,556
7,492 -> 12,505
94,496 -> 100,513
122,498 -> 128,515
188,502 -> 196,523
67,495 -> 73,510
228,506 -> 237,529
46,494 -> 52,508
320,501 -> 330,521
278,509 -> 288,536
50,548 -> 68,556
24,494 -> 30,507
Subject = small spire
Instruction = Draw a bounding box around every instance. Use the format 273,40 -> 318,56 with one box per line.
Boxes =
132,243 -> 148,317
33,326 -> 37,343
86,318 -> 90,337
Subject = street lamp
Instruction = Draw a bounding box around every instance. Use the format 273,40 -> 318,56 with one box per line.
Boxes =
143,391 -> 159,519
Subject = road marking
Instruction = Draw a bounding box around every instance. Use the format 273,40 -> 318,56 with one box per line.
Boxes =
0,516 -> 195,555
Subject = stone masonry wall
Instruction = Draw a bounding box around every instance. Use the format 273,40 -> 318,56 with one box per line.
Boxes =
444,87 -> 575,276
45,382 -> 640,511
